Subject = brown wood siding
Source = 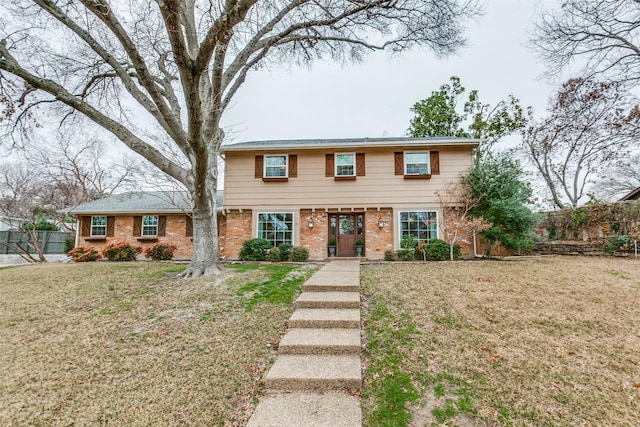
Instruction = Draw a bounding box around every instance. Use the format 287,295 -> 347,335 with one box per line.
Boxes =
255,155 -> 264,178
430,151 -> 440,175
325,154 -> 334,177
133,216 -> 142,237
289,154 -> 297,178
106,216 -> 115,237
356,153 -> 365,176
81,216 -> 91,237
224,147 -> 474,208
394,152 -> 404,175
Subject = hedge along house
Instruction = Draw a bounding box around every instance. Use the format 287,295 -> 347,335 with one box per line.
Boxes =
68,191 -> 224,259
220,137 -> 480,261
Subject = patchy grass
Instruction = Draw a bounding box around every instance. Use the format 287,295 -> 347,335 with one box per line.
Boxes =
362,256 -> 640,426
0,261 -> 314,426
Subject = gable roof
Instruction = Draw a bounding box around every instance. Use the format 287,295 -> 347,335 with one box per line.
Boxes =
67,191 -> 224,215
220,137 -> 480,152
619,186 -> 640,201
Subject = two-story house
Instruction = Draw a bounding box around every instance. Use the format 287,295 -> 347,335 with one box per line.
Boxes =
220,137 -> 479,260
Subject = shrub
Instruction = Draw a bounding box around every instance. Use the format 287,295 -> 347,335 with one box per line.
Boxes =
266,247 -> 282,262
424,239 -> 460,261
288,246 -> 309,262
64,238 -> 74,254
384,251 -> 396,261
68,246 -> 99,262
605,236 -> 632,254
239,238 -> 272,261
143,243 -> 177,261
102,241 -> 142,262
397,249 -> 415,261
278,243 -> 293,261
400,235 -> 418,250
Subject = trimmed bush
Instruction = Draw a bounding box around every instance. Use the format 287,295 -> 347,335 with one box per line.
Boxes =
102,241 -> 142,262
288,246 -> 309,262
278,243 -> 293,261
424,239 -> 460,261
266,247 -> 282,262
68,246 -> 99,262
239,238 -> 273,261
144,243 -> 177,261
384,251 -> 396,261
397,249 -> 415,261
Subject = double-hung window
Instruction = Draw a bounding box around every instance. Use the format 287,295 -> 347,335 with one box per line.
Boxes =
258,213 -> 293,247
91,216 -> 107,237
142,215 -> 159,237
404,152 -> 430,176
399,211 -> 438,244
335,153 -> 355,177
264,155 -> 288,178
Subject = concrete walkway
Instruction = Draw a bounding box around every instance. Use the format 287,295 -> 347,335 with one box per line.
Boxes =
247,260 -> 362,427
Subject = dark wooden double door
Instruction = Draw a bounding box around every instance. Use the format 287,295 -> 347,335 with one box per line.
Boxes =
329,213 -> 364,257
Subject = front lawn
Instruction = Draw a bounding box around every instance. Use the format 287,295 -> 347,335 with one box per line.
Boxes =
0,262 -> 316,426
362,256 -> 640,426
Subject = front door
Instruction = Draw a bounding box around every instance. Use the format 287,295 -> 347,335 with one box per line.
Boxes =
329,213 -> 364,257
338,214 -> 357,256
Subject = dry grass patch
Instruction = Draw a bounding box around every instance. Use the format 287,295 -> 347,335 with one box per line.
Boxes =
362,256 -> 640,426
0,262 -> 315,426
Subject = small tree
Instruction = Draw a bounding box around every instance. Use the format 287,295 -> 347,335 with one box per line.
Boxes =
437,180 -> 491,260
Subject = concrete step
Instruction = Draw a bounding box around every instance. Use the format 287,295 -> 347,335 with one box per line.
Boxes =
302,281 -> 360,293
264,355 -> 361,393
288,308 -> 360,329
279,328 -> 361,355
247,392 -> 361,427
303,271 -> 361,292
294,292 -> 360,309
319,260 -> 361,272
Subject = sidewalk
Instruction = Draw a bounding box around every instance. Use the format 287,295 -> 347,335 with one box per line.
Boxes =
247,260 -> 362,427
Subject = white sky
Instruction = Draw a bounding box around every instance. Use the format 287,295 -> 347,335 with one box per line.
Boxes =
222,0 -> 558,144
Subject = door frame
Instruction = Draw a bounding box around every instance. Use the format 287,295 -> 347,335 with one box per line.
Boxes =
328,212 -> 365,257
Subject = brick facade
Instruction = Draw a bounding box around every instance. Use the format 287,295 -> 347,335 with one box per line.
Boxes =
78,214 -> 193,259
363,209 -> 393,260
221,210 -> 252,260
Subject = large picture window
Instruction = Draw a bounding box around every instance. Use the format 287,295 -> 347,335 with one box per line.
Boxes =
264,155 -> 288,178
142,215 -> 159,236
335,153 -> 355,176
399,211 -> 438,244
404,152 -> 430,175
258,213 -> 294,247
91,216 -> 107,236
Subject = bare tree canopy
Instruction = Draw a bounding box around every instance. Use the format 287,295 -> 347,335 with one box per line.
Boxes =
591,152 -> 640,202
521,78 -> 640,209
531,0 -> 640,84
0,0 -> 480,276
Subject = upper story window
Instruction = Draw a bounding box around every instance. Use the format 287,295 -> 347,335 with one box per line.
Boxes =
265,155 -> 288,178
91,216 -> 107,236
335,153 -> 356,177
405,152 -> 430,175
142,215 -> 159,236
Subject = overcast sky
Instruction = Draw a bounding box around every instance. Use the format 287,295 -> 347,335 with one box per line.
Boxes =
222,0 -> 558,145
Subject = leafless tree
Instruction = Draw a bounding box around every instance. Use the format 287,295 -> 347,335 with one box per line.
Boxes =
531,0 -> 640,85
521,78 -> 640,209
436,180 -> 490,260
591,153 -> 640,202
0,0 -> 480,277
0,162 -> 63,262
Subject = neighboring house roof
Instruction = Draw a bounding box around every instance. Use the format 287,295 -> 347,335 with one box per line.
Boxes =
220,137 -> 480,152
68,191 -> 224,215
619,186 -> 640,201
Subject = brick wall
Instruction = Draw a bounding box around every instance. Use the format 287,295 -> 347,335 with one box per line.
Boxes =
364,209 -> 393,260
299,210 -> 328,260
78,214 -> 193,259
222,210 -> 252,260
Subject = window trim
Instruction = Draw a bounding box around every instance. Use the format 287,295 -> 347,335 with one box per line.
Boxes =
404,151 -> 431,176
335,153 -> 356,177
256,212 -> 295,247
398,210 -> 439,245
142,215 -> 159,237
90,215 -> 107,237
264,154 -> 289,179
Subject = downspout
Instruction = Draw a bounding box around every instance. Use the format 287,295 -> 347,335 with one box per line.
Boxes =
473,228 -> 483,258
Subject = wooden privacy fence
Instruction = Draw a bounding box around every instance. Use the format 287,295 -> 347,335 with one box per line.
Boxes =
0,231 -> 74,254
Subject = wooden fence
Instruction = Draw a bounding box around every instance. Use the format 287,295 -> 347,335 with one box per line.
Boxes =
0,231 -> 74,254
